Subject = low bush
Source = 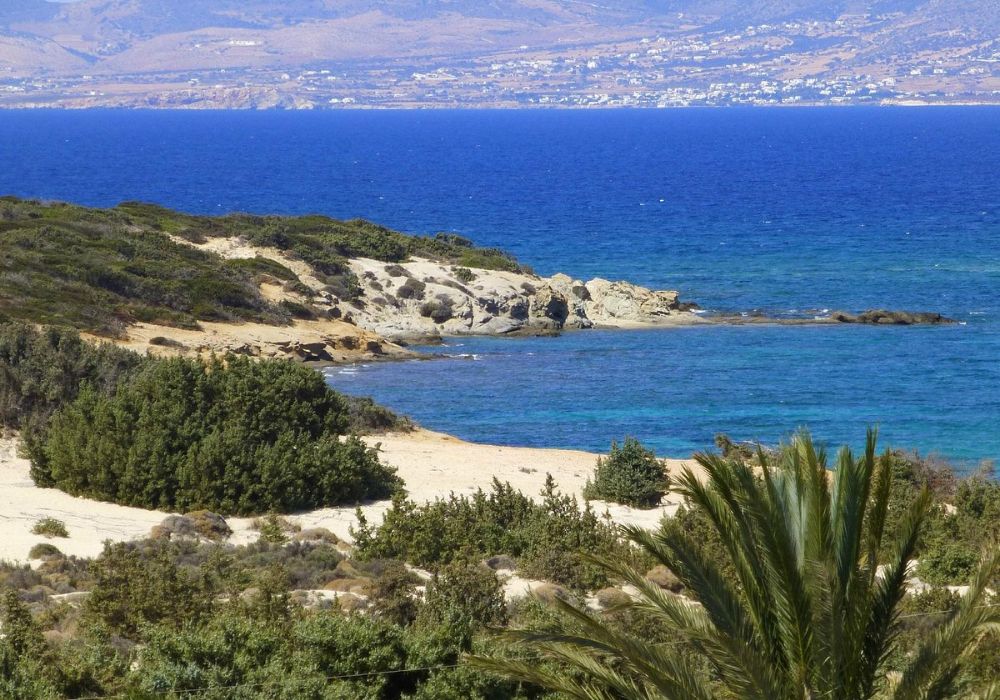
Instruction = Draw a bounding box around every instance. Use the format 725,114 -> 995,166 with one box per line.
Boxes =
368,560 -> 422,626
345,395 -> 414,434
151,512 -> 232,542
583,437 -> 669,508
419,558 -> 508,630
882,454 -> 999,585
31,517 -> 69,538
452,267 -> 476,283
397,277 -> 427,300
253,514 -> 301,544
419,298 -> 455,323
185,511 -> 233,541
352,476 -> 624,591
278,299 -> 317,319
28,543 -> 62,560
594,587 -> 632,610
29,356 -> 401,515
224,255 -> 299,282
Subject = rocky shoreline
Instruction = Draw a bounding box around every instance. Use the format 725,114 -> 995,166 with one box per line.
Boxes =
338,257 -> 954,341
122,235 -> 955,365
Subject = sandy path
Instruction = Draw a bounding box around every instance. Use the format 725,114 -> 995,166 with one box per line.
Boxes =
0,431 -> 700,564
0,437 -> 167,561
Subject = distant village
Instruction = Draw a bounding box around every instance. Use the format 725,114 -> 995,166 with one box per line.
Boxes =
1,15 -> 997,108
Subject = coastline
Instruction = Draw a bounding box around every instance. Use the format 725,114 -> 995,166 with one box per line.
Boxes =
104,230 -> 956,366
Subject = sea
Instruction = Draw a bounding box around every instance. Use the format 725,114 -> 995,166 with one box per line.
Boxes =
1,108 -> 997,467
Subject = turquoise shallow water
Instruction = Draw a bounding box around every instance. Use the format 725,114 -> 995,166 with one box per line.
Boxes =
0,108 -> 997,464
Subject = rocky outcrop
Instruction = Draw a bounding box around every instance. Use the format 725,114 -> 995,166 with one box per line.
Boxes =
830,310 -> 955,325
112,318 -> 412,365
582,278 -> 693,326
341,258 -> 701,340
166,235 -> 954,353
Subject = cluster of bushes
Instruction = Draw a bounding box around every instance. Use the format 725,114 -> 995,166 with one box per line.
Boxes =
344,395 -> 415,434
419,297 -> 455,323
352,476 -> 630,591
27,354 -> 401,515
117,201 -> 523,302
0,198 -> 526,332
583,437 -> 670,508
847,446 -> 1000,586
0,536 -> 544,700
918,475 -> 1000,585
0,198 -> 293,334
2,423 -> 997,698
703,437 -> 998,588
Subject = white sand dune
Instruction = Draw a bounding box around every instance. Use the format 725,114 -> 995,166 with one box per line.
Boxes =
0,430 -> 700,564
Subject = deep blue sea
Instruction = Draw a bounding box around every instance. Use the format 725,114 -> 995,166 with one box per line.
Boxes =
1,108 -> 998,466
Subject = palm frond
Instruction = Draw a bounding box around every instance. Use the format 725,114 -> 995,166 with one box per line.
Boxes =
890,545 -> 1000,700
474,430 -> 997,700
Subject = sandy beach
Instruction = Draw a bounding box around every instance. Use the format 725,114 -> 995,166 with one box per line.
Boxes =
0,429 -> 700,564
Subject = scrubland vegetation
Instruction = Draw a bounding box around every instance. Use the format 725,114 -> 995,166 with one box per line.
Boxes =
2,322 -> 402,515
1,429 -> 996,698
352,476 -> 630,591
0,197 -> 523,335
475,431 -> 1000,699
1,320 -> 998,697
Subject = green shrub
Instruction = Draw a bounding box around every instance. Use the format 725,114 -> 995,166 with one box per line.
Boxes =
660,502 -> 737,582
278,299 -> 317,319
0,201 -> 289,332
0,589 -> 62,698
27,543 -> 62,559
224,255 -> 299,282
397,277 -> 427,300
83,540 -> 216,637
31,517 -> 69,538
583,437 -> 670,508
0,322 -> 143,431
452,267 -> 476,283
419,558 -> 508,631
916,475 -> 1000,585
352,476 -> 622,591
368,560 -> 422,626
419,298 -> 455,323
345,396 -> 414,434
0,198 -> 524,333
30,356 -> 401,515
253,514 -> 300,545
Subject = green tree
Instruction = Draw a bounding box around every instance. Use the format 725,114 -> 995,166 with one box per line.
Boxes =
0,589 -> 61,699
584,437 -> 670,508
474,430 -> 1000,699
82,541 -> 215,637
419,557 -> 508,633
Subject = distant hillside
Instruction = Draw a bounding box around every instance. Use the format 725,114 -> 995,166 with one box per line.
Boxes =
0,0 -> 996,107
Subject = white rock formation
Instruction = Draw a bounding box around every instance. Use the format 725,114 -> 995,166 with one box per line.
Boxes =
340,258 -> 702,340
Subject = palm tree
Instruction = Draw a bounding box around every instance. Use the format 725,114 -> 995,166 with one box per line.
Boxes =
473,430 -> 999,700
